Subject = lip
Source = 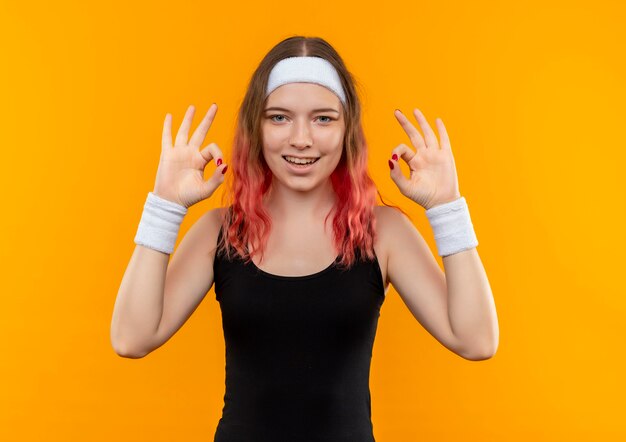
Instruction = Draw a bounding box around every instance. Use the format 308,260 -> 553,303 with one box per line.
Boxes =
282,156 -> 319,174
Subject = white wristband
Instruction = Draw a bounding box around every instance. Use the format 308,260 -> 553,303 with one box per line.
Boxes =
133,192 -> 188,255
425,196 -> 478,257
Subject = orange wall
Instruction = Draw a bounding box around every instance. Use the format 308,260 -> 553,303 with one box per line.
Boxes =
1,0 -> 624,440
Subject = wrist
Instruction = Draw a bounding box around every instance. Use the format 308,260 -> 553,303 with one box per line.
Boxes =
133,192 -> 188,255
151,190 -> 186,208
425,194 -> 462,211
425,196 -> 478,257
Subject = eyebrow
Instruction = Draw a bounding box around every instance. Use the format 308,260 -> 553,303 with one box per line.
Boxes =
264,106 -> 340,114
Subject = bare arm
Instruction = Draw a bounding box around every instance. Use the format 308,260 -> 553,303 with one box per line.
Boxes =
110,104 -> 227,358
385,107 -> 498,360
380,206 -> 498,361
110,244 -> 170,358
442,247 -> 498,359
110,207 -> 225,358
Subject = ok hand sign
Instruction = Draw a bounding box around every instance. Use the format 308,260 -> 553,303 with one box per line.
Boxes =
388,108 -> 461,210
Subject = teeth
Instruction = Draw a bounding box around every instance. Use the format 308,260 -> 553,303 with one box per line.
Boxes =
284,156 -> 319,165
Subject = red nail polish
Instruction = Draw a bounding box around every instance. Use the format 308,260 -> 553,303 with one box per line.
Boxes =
392,154 -> 398,161
388,160 -> 394,170
217,158 -> 222,166
222,165 -> 228,174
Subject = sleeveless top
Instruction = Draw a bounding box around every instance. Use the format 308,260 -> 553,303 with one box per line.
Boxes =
212,224 -> 386,442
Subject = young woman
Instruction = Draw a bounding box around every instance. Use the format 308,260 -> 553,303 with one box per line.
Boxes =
111,36 -> 498,441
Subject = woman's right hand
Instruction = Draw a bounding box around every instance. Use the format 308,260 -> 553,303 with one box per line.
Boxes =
152,104 -> 228,208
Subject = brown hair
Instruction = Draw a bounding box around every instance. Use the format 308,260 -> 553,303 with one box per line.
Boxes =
217,35 -> 404,268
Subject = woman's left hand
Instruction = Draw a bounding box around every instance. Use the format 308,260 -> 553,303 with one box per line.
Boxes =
388,108 -> 461,210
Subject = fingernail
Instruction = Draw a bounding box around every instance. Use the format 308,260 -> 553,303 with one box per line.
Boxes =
388,160 -> 394,170
222,165 -> 228,174
217,158 -> 222,166
392,154 -> 398,161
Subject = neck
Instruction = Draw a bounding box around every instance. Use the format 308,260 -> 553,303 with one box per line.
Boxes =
264,179 -> 337,221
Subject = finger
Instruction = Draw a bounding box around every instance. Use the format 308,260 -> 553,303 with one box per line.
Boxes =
174,105 -> 196,146
388,151 -> 412,197
436,118 -> 457,171
389,143 -> 417,169
436,117 -> 451,151
162,113 -> 172,152
412,108 -> 438,149
394,109 -> 426,150
189,103 -> 218,148
199,142 -> 224,165
202,161 -> 228,199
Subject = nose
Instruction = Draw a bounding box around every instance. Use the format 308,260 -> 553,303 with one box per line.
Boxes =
289,119 -> 312,149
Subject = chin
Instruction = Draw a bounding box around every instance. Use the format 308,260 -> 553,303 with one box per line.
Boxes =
271,174 -> 325,193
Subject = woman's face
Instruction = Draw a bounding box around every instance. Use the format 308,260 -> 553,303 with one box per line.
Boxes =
261,82 -> 346,194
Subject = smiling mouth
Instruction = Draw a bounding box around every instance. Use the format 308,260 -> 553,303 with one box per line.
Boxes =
282,156 -> 320,166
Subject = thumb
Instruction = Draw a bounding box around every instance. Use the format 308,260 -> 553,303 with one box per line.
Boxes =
388,158 -> 411,197
202,162 -> 228,199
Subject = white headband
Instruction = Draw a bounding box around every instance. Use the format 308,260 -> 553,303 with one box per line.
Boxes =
266,56 -> 347,105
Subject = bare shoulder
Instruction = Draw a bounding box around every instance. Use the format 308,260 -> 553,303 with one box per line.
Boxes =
172,206 -> 228,264
193,206 -> 228,253
373,205 -> 396,254
374,204 -> 427,253
373,205 -> 415,288
373,204 -> 406,222
374,205 -> 415,241
200,206 -> 228,226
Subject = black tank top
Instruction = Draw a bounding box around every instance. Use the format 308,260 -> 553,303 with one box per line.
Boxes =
212,225 -> 386,442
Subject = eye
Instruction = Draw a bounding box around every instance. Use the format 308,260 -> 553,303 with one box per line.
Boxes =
267,114 -> 335,124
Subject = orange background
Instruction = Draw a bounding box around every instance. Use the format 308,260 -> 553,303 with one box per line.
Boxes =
1,0 -> 625,440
